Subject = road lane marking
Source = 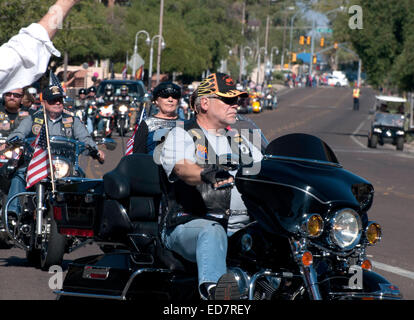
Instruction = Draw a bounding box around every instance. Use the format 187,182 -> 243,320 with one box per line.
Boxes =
351,119 -> 368,149
372,260 -> 414,281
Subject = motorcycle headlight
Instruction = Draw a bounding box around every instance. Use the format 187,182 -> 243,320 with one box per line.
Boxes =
118,105 -> 128,112
329,209 -> 362,250
53,159 -> 70,179
4,147 -> 20,159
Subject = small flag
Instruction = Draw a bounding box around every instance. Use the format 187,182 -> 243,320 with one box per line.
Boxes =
26,125 -> 50,189
135,66 -> 143,80
49,70 -> 65,94
122,65 -> 127,79
125,106 -> 147,155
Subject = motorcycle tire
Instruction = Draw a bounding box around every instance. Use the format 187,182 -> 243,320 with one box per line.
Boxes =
119,119 -> 126,137
396,137 -> 404,151
369,135 -> 378,148
40,218 -> 66,271
0,194 -> 13,249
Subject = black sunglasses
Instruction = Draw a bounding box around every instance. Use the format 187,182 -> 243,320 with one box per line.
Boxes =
210,96 -> 240,106
4,92 -> 23,98
158,88 -> 181,100
47,97 -> 64,105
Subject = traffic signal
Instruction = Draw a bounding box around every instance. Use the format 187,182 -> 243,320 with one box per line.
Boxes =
292,53 -> 296,62
306,36 -> 311,45
334,42 -> 338,49
313,55 -> 317,64
299,36 -> 304,45
320,37 -> 324,47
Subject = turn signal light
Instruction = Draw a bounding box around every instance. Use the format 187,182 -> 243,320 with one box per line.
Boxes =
302,214 -> 324,238
361,259 -> 372,270
302,251 -> 313,266
366,222 -> 382,245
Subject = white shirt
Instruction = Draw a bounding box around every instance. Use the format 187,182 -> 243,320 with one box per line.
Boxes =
161,126 -> 263,212
0,23 -> 61,94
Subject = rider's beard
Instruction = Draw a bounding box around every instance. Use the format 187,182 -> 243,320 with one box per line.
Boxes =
5,99 -> 20,112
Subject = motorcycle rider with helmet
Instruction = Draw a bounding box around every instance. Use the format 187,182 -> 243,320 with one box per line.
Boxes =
132,81 -> 181,155
115,85 -> 131,104
159,73 -> 262,300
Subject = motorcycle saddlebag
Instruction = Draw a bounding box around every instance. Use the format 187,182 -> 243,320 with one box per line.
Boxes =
51,180 -> 104,236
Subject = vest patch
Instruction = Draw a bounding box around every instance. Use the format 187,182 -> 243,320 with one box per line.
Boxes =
32,124 -> 42,135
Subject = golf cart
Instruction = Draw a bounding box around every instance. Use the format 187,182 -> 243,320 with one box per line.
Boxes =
368,95 -> 408,151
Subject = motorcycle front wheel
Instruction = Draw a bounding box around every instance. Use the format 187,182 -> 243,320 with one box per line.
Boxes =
39,216 -> 66,271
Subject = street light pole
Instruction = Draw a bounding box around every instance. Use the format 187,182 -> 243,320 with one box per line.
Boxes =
149,35 -> 165,89
133,30 -> 150,79
156,0 -> 164,86
256,47 -> 267,85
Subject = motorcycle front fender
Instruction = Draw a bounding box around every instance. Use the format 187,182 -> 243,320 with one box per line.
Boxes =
326,269 -> 403,300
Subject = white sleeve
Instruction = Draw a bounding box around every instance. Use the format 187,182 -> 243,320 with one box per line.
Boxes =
160,127 -> 196,181
0,23 -> 61,94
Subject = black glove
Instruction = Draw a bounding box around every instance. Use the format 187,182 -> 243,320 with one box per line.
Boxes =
200,165 -> 233,185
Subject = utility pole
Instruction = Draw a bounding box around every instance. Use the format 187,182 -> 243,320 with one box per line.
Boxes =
156,0 -> 164,85
309,18 -> 315,76
281,10 -> 288,68
239,1 -> 246,83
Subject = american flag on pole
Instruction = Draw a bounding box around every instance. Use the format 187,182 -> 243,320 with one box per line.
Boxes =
125,106 -> 147,155
26,125 -> 50,189
49,70 -> 65,93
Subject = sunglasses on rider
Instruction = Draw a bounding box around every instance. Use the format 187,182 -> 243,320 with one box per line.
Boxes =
4,92 -> 23,98
209,96 -> 240,106
158,88 -> 181,100
46,97 -> 64,105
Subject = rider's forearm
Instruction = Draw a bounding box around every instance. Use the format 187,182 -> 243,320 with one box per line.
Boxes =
38,0 -> 80,40
173,160 -> 203,186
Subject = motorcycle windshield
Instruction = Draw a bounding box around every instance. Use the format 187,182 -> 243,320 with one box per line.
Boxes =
373,113 -> 404,128
233,115 -> 269,153
237,133 -> 372,235
264,133 -> 339,164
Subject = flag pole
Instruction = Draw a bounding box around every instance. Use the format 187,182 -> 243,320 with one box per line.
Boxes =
42,104 -> 56,193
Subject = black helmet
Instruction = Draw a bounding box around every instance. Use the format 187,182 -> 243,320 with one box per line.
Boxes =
152,82 -> 181,101
105,84 -> 114,95
87,86 -> 97,94
78,88 -> 87,95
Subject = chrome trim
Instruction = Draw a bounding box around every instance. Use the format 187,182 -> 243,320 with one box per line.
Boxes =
328,291 -> 402,300
264,155 -> 342,168
55,268 -> 172,300
237,177 -> 330,205
248,270 -> 281,300
3,192 -> 36,251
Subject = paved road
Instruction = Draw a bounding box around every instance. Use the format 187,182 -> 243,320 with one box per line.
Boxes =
1,86 -> 413,299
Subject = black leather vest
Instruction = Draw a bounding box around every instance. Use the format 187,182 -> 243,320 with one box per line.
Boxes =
161,118 -> 254,230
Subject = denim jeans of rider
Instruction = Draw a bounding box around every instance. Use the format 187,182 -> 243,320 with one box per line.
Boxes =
163,219 -> 228,294
7,166 -> 27,215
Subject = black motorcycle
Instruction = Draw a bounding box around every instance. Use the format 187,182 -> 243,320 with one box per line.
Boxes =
2,136 -> 116,270
114,103 -> 131,137
54,133 -> 402,300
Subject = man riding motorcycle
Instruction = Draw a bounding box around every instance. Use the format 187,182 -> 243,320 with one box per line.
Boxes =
5,85 -> 104,219
159,73 -> 262,300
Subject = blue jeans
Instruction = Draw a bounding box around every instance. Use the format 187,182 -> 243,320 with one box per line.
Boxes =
86,118 -> 94,134
162,219 -> 228,291
7,166 -> 27,215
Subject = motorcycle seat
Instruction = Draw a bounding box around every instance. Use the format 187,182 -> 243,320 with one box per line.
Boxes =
103,153 -> 162,200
